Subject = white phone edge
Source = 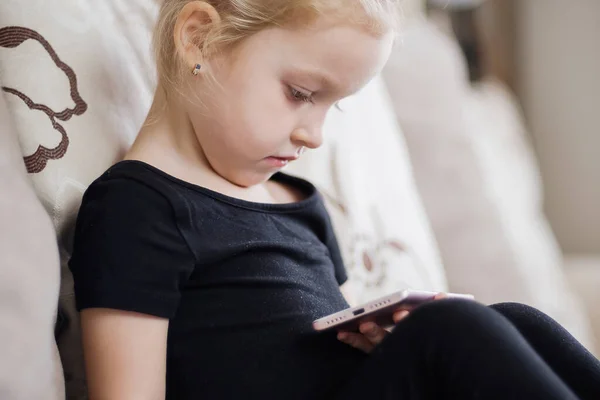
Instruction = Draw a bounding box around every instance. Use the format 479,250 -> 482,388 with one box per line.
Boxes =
312,289 -> 474,331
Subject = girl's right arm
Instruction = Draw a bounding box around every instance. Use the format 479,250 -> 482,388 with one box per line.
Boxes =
70,178 -> 196,398
81,308 -> 169,400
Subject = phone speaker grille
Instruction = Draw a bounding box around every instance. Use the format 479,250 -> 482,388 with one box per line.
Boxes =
372,299 -> 392,309
326,315 -> 348,325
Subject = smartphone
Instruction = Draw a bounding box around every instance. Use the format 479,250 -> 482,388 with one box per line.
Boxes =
312,289 -> 474,332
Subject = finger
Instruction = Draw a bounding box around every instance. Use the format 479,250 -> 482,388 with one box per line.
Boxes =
393,310 -> 410,324
338,331 -> 375,353
434,292 -> 448,300
359,322 -> 388,345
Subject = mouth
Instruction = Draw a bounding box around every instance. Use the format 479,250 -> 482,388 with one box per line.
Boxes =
264,149 -> 304,168
271,155 -> 300,162
264,155 -> 297,168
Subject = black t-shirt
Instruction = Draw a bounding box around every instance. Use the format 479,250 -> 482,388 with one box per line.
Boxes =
69,160 -> 366,399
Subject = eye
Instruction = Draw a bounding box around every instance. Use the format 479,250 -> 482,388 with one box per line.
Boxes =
288,86 -> 314,104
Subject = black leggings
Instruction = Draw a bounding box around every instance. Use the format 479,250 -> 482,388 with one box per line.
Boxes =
336,299 -> 600,400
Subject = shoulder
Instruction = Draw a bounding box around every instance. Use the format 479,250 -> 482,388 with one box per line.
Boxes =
81,160 -> 180,218
70,161 -> 197,317
71,161 -> 196,276
74,161 -> 190,253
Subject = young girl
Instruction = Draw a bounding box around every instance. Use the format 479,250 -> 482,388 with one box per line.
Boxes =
69,1 -> 600,399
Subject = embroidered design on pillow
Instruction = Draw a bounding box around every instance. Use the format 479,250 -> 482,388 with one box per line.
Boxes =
320,188 -> 432,289
0,26 -> 87,174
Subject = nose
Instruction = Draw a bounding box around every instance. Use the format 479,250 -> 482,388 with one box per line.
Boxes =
291,126 -> 323,150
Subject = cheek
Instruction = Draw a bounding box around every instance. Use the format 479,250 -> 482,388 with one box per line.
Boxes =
225,80 -> 294,145
189,63 -> 298,160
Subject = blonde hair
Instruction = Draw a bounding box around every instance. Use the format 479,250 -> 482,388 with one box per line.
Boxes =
154,0 -> 401,93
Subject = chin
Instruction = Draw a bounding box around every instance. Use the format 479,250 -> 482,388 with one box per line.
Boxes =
226,169 -> 275,189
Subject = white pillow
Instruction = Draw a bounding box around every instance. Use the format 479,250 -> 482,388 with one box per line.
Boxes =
0,80 -> 64,400
465,79 -> 596,348
0,2 -> 160,398
382,19 -> 595,348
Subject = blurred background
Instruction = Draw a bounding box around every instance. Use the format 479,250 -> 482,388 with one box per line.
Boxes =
428,0 -> 600,258
387,0 -> 600,351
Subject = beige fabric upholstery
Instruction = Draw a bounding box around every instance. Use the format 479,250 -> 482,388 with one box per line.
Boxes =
0,2 -> 160,397
382,19 -> 595,349
0,83 -> 63,400
465,80 -> 596,349
565,256 -> 600,355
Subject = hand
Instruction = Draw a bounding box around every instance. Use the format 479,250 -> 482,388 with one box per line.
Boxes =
337,292 -> 448,353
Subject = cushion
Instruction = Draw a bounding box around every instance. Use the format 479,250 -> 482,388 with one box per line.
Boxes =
0,2 -> 160,397
382,19 -> 595,349
565,256 -> 600,353
0,80 -> 63,400
465,79 -> 596,348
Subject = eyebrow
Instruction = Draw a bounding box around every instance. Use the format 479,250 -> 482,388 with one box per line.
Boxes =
289,67 -> 341,93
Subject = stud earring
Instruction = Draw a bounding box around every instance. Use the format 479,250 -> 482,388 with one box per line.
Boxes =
192,63 -> 201,75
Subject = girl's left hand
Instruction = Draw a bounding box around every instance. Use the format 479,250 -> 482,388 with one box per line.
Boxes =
337,293 -> 447,354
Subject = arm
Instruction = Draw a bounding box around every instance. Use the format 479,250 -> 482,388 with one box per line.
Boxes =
69,178 -> 196,399
81,308 -> 169,400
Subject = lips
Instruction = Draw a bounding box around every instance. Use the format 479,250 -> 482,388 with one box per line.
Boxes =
271,146 -> 305,162
264,154 -> 300,168
270,155 -> 299,162
264,147 -> 305,168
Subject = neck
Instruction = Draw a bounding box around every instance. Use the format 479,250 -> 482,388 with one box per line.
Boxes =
127,86 -> 273,201
128,86 -> 211,176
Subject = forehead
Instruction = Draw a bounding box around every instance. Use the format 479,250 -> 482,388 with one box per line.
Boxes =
234,19 -> 394,95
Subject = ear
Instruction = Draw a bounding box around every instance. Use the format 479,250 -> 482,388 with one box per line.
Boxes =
174,1 -> 221,72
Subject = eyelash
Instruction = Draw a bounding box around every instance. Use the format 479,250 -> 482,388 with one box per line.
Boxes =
287,85 -> 343,111
289,87 -> 314,104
